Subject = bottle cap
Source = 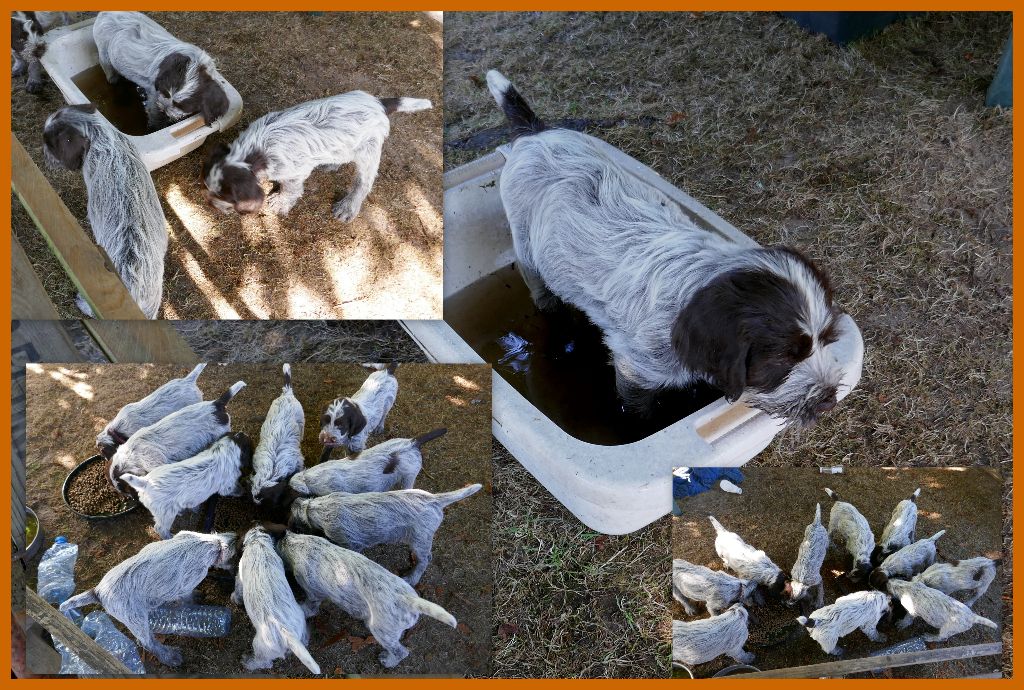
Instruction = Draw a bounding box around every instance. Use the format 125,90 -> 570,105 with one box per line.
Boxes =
54,536 -> 67,544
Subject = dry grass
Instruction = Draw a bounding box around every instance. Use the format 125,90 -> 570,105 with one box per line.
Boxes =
13,11 -> 442,320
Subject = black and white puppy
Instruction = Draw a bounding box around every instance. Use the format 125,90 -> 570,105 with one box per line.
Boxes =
318,363 -> 399,458
93,11 -> 229,128
872,487 -> 921,565
11,11 -> 70,93
42,104 -> 168,319
201,93 -> 431,221
487,70 -> 855,427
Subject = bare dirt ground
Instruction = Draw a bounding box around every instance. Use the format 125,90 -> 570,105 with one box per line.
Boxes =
672,468 -> 1004,678
12,11 -> 442,319
24,362 -> 491,677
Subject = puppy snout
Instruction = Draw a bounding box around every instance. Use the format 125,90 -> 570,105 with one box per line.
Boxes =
318,430 -> 337,445
815,397 -> 837,415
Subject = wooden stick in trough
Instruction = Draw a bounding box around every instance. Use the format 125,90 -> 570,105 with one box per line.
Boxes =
26,588 -> 134,675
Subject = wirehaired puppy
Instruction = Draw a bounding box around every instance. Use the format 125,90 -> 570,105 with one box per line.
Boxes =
42,104 -> 168,318
288,429 -> 446,497
672,604 -> 754,667
486,70 -> 859,427
276,532 -> 457,668
201,93 -> 431,221
121,432 -> 253,539
288,484 -> 482,586
317,363 -> 398,458
93,11 -> 229,128
868,530 -> 946,590
797,590 -> 890,655
108,381 -> 246,495
251,364 -> 305,505
788,503 -> 829,609
872,487 -> 920,565
709,516 -> 790,598
59,531 -> 237,667
232,525 -> 320,675
823,488 -> 874,582
96,363 -> 206,460
11,11 -> 70,93
912,557 -> 998,608
672,559 -> 757,616
886,578 -> 998,642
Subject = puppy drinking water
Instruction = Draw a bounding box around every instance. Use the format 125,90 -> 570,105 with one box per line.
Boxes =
317,363 -> 399,458
672,604 -> 754,667
710,516 -> 789,599
672,559 -> 757,616
872,488 -> 921,565
912,557 -> 998,608
250,364 -> 305,505
823,487 -> 874,582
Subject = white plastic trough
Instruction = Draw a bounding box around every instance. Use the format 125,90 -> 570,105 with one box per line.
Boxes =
401,135 -> 864,535
40,18 -> 243,172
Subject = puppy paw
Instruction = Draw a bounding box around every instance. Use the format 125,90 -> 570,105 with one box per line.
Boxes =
266,193 -> 295,216
332,199 -> 361,223
25,79 -> 44,95
242,654 -> 270,671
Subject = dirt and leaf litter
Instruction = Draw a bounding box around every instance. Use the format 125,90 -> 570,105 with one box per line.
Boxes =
24,363 -> 492,676
671,467 -> 1003,678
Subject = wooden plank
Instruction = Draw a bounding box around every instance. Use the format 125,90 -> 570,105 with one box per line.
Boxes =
24,623 -> 63,675
83,321 -> 198,364
26,588 -> 133,675
732,642 -> 1003,678
10,135 -> 148,320
12,231 -> 61,320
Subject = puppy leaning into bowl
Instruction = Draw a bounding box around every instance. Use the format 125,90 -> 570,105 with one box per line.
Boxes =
121,432 -> 253,539
11,11 -> 71,94
232,525 -> 321,675
709,516 -> 790,599
288,484 -> 482,586
60,530 -> 236,667
672,603 -> 754,667
42,104 -> 168,319
486,70 -> 855,427
872,487 -> 921,565
797,590 -> 891,655
672,558 -> 757,616
92,11 -> 229,128
886,578 -> 998,642
787,503 -> 829,609
108,381 -> 246,495
912,557 -> 999,608
317,363 -> 399,459
202,93 -> 431,221
250,364 -> 305,505
97,363 -> 206,460
276,531 -> 457,668
823,487 -> 875,582
868,529 -> 946,590
288,429 -> 446,497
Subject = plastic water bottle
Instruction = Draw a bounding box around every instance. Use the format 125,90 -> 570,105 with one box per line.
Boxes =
81,612 -> 145,674
149,604 -> 231,638
38,537 -> 78,605
55,636 -> 94,675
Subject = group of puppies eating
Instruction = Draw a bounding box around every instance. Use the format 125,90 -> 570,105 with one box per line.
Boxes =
672,487 -> 999,672
59,363 -> 480,673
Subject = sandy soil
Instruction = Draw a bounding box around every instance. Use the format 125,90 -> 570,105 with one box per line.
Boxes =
24,362 -> 491,677
671,467 -> 1004,678
12,11 -> 442,320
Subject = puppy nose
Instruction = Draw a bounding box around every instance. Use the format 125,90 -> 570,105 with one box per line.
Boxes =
815,397 -> 837,414
318,430 -> 335,444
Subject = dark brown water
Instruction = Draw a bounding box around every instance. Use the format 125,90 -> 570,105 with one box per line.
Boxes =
72,65 -> 151,136
444,264 -> 722,446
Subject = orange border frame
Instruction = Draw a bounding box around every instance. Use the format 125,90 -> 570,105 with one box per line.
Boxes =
3,5 -> 1016,684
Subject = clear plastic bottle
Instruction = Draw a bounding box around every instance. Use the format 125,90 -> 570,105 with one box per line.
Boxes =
149,604 -> 231,638
37,537 -> 79,605
81,612 -> 145,674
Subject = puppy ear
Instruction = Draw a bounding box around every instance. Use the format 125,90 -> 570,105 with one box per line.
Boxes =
44,122 -> 90,171
672,293 -> 749,401
202,141 -> 229,178
199,80 -> 229,125
342,400 -> 367,437
154,52 -> 190,96
244,150 -> 268,175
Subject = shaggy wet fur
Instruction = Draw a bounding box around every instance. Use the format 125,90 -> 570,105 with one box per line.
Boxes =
318,364 -> 398,455
11,11 -> 71,94
672,604 -> 753,666
250,364 -> 304,505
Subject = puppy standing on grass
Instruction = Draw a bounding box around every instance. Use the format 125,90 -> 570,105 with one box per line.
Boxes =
872,488 -> 921,565
202,93 -> 431,221
868,529 -> 946,590
672,604 -> 754,667
709,516 -> 790,599
912,557 -> 999,608
787,503 -> 829,609
42,104 -> 168,318
317,363 -> 399,458
288,484 -> 482,586
672,559 -> 757,616
11,11 -> 71,93
60,531 -> 236,667
122,432 -> 253,539
96,363 -> 206,460
886,578 -> 998,642
823,488 -> 875,582
250,364 -> 305,505
797,590 -> 890,655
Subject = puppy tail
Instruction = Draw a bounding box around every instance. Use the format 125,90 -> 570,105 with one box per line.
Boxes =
379,97 -> 432,114
278,624 -> 321,675
708,515 -> 726,535
413,428 -> 447,448
406,596 -> 457,628
486,70 -> 545,140
435,483 -> 483,508
973,614 -> 999,630
927,529 -> 946,542
910,487 -> 921,502
282,363 -> 292,391
824,487 -> 839,502
813,502 -> 822,526
185,363 -> 207,383
59,589 -> 99,616
797,615 -> 813,629
216,381 -> 247,407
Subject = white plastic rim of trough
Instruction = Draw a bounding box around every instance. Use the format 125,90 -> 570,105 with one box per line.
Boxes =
39,18 -> 243,172
403,132 -> 864,535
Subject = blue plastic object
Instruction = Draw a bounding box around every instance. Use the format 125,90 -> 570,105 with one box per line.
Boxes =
783,12 -> 911,45
37,538 -> 78,605
673,468 -> 744,500
987,33 -> 1012,108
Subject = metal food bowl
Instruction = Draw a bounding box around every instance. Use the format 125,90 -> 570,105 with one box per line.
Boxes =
62,455 -> 139,519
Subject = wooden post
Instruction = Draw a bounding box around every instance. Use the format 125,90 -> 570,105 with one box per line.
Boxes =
12,232 -> 61,320
26,588 -> 134,675
83,321 -> 198,364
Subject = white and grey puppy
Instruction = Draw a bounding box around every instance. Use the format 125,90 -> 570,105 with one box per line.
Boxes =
710,515 -> 789,598
11,11 -> 70,93
202,93 -> 431,221
887,578 -> 998,642
672,559 -> 757,616
108,381 -> 246,495
869,530 -> 946,590
121,432 -> 253,539
232,525 -> 320,675
486,70 -> 850,427
796,590 -> 890,655
251,364 -> 305,505
276,531 -> 457,668
317,363 -> 399,458
93,11 -> 229,128
59,531 -> 236,667
872,487 -> 921,565
288,484 -> 482,586
288,429 -> 446,497
823,487 -> 875,582
912,557 -> 998,608
96,363 -> 207,460
42,104 -> 168,319
672,604 -> 754,667
788,503 -> 829,608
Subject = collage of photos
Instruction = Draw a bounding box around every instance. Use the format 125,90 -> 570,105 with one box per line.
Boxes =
9,10 -> 1013,680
